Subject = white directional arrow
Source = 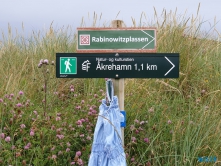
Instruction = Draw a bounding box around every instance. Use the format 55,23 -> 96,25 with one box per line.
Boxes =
141,30 -> 155,49
164,56 -> 175,76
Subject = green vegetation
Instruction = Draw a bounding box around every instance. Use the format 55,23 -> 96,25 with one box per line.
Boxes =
0,8 -> 221,165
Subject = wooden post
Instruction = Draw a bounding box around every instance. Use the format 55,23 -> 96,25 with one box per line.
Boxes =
111,20 -> 125,146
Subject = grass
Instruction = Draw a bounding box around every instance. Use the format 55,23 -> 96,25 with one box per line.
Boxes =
0,6 -> 221,165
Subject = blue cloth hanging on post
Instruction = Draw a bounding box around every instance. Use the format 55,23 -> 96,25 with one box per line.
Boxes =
88,79 -> 127,166
106,79 -> 125,125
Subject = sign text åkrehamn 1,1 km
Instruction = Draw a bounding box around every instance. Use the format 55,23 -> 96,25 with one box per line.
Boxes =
56,53 -> 179,78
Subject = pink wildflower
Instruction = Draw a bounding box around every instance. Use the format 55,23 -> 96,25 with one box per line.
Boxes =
131,137 -> 136,142
131,157 -> 135,162
76,120 -> 82,125
51,146 -> 55,151
5,136 -> 11,142
140,121 -> 145,125
43,59 -> 49,64
20,124 -> 26,129
168,120 -> 172,124
56,117 -> 61,121
77,158 -> 83,165
24,146 -> 30,150
51,125 -> 56,130
24,142 -> 31,150
67,142 -> 71,147
56,134 -> 64,139
0,133 -> 5,139
56,128 -> 63,133
66,148 -> 70,152
16,103 -> 22,107
51,155 -> 57,159
86,136 -> 91,140
30,130 -> 35,136
76,106 -> 81,110
138,127 -> 143,131
91,110 -> 97,114
80,119 -> 85,122
58,151 -> 63,155
144,138 -> 149,143
76,151 -> 81,157
4,94 -> 9,98
130,125 -> 135,131
19,91 -> 24,95
57,113 -> 61,116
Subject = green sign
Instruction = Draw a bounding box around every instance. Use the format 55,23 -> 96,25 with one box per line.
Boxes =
60,57 -> 77,74
77,28 -> 156,52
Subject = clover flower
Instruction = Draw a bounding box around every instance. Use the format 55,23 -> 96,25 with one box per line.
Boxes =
5,136 -> 11,142
18,91 -> 24,95
144,138 -> 149,143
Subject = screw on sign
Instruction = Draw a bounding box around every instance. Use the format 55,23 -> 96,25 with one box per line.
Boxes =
80,35 -> 90,45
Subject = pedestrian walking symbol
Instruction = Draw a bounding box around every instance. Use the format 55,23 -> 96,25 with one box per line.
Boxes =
60,57 -> 77,74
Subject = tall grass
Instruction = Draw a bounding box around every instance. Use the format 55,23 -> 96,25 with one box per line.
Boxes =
0,6 -> 221,165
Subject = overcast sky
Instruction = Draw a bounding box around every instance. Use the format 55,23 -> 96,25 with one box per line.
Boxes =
0,0 -> 221,40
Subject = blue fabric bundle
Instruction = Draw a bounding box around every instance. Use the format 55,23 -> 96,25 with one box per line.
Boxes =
88,96 -> 126,166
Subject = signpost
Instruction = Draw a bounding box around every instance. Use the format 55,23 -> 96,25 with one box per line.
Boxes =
56,20 -> 179,149
56,53 -> 179,78
77,28 -> 156,52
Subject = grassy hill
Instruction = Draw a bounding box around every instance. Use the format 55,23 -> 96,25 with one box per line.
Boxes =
0,10 -> 221,165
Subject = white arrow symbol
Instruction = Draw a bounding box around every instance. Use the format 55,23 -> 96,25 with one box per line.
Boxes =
164,56 -> 175,76
141,30 -> 155,49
